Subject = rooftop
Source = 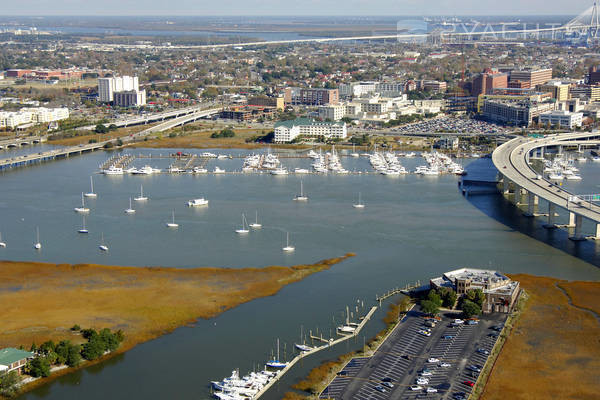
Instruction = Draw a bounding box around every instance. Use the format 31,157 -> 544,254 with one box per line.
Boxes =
0,348 -> 34,366
443,267 -> 510,286
274,117 -> 344,129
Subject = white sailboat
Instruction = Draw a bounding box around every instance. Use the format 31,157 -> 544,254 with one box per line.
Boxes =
249,211 -> 262,229
295,325 -> 313,352
282,232 -> 295,252
166,210 -> 179,228
124,197 -> 136,214
78,216 -> 89,234
134,185 -> 148,201
235,213 -> 250,234
84,176 -> 97,198
266,338 -> 287,369
99,233 -> 108,251
74,192 -> 90,213
351,143 -> 359,158
293,180 -> 309,201
0,232 -> 6,247
353,192 -> 365,209
34,227 -> 41,250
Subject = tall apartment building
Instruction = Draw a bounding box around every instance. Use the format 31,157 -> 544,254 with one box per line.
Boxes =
588,65 -> 600,85
472,70 -> 508,96
318,104 -> 347,121
114,90 -> 146,108
509,68 -> 552,88
283,88 -> 339,106
98,76 -> 141,103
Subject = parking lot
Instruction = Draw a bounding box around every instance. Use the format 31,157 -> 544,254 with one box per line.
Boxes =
320,306 -> 507,399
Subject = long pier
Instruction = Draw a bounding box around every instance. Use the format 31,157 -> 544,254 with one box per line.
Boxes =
0,142 -> 106,171
253,306 -> 378,400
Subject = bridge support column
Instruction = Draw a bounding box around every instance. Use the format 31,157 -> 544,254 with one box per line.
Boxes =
513,185 -> 521,205
502,177 -> 510,195
524,192 -> 535,217
569,214 -> 586,241
568,212 -> 576,228
543,203 -> 557,229
594,223 -> 600,240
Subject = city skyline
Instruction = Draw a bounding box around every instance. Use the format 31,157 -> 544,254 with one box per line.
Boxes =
0,0 -> 596,16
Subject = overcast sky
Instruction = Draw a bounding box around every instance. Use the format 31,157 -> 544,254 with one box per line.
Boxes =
1,0 -> 594,16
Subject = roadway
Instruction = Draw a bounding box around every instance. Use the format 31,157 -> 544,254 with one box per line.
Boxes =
492,132 -> 600,226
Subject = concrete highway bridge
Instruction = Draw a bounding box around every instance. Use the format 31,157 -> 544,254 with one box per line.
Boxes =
492,132 -> 600,241
0,136 -> 46,149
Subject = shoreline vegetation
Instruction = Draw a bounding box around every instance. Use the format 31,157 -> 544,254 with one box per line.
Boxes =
0,254 -> 354,397
283,273 -> 600,400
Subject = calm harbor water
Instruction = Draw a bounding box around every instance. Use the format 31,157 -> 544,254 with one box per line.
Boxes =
0,147 -> 597,400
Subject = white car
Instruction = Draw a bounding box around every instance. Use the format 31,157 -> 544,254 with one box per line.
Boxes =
418,329 -> 432,337
421,371 -> 432,376
454,319 -> 465,324
410,385 -> 422,391
417,378 -> 429,385
428,357 -> 440,363
426,387 -> 438,393
440,363 -> 451,368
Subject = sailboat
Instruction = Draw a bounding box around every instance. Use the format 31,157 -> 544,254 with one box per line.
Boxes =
337,306 -> 357,333
235,213 -> 249,234
295,325 -> 313,352
266,338 -> 287,369
124,197 -> 136,214
134,185 -> 148,201
249,211 -> 262,229
78,216 -> 89,234
351,143 -> 359,158
282,232 -> 295,252
353,192 -> 365,209
34,227 -> 41,250
0,232 -> 6,247
293,180 -> 308,201
74,192 -> 90,213
84,176 -> 97,198
166,210 -> 179,228
99,233 -> 108,251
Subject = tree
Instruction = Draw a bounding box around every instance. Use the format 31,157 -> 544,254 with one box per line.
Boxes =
95,124 -> 109,134
427,290 -> 443,307
462,299 -> 481,319
437,287 -> 457,308
465,289 -> 485,308
27,357 -> 51,377
0,371 -> 21,397
420,299 -> 439,316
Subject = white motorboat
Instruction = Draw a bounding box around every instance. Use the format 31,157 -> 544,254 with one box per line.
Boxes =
353,192 -> 365,209
202,152 -> 217,158
78,216 -> 89,234
282,232 -> 295,252
84,176 -> 97,198
548,173 -> 564,181
592,156 -> 600,162
166,210 -> 179,228
293,181 -> 309,201
249,211 -> 262,229
0,232 -> 6,247
168,166 -> 184,173
34,227 -> 41,250
134,185 -> 148,201
235,213 -> 249,234
193,167 -> 208,173
99,232 -> 108,252
576,157 -> 587,162
132,165 -> 154,175
271,167 -> 288,175
566,174 -> 582,181
187,198 -> 209,207
214,167 -> 226,174
217,154 -> 228,159
295,343 -> 313,352
74,192 -> 90,213
124,197 -> 136,214
294,168 -> 310,174
103,166 -> 123,175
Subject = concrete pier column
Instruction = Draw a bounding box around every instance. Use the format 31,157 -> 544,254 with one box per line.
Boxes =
524,192 -> 535,217
513,185 -> 521,205
544,203 -> 557,229
595,223 -> 600,240
534,195 -> 539,205
569,212 -> 576,227
502,176 -> 510,195
569,214 -> 586,241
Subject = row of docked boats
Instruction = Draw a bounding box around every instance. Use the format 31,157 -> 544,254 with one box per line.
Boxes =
543,157 -> 582,181
369,152 -> 408,175
415,152 -> 465,176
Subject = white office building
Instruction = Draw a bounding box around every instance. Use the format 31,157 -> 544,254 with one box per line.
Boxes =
114,90 -> 147,107
539,110 -> 583,129
318,104 -> 347,121
274,118 -> 347,143
98,76 -> 141,103
0,107 -> 69,129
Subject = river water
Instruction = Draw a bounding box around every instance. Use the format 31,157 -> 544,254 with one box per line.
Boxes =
0,147 -> 597,400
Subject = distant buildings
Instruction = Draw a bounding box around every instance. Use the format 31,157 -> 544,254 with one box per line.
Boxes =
471,69 -> 508,96
508,67 -> 553,89
98,76 -> 146,106
5,69 -> 83,81
588,65 -> 600,85
536,80 -> 570,101
539,110 -> 583,129
283,87 -> 339,106
430,268 -> 520,314
0,107 -> 69,130
418,80 -> 447,94
481,97 -> 554,127
247,95 -> 284,111
274,118 -> 347,143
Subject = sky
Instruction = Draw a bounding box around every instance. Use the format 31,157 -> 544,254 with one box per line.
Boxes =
0,0 -> 595,16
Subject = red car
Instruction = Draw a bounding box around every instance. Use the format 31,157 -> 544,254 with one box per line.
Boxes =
463,380 -> 475,387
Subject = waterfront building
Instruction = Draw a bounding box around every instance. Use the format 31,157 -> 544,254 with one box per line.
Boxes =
539,110 -> 583,129
430,268 -> 520,313
274,117 -> 347,143
0,348 -> 35,374
481,97 -> 555,126
318,104 -> 347,121
0,107 -> 69,129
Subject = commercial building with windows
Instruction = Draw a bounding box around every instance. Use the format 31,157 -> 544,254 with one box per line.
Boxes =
481,98 -> 555,126
430,268 -> 520,314
569,84 -> 600,102
0,107 -> 69,129
247,96 -> 284,111
274,118 -> 347,143
472,70 -> 509,96
509,68 -> 553,88
283,87 -> 339,105
318,104 -> 347,121
113,90 -> 147,107
0,348 -> 35,374
539,110 -> 583,128
98,76 -> 141,103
